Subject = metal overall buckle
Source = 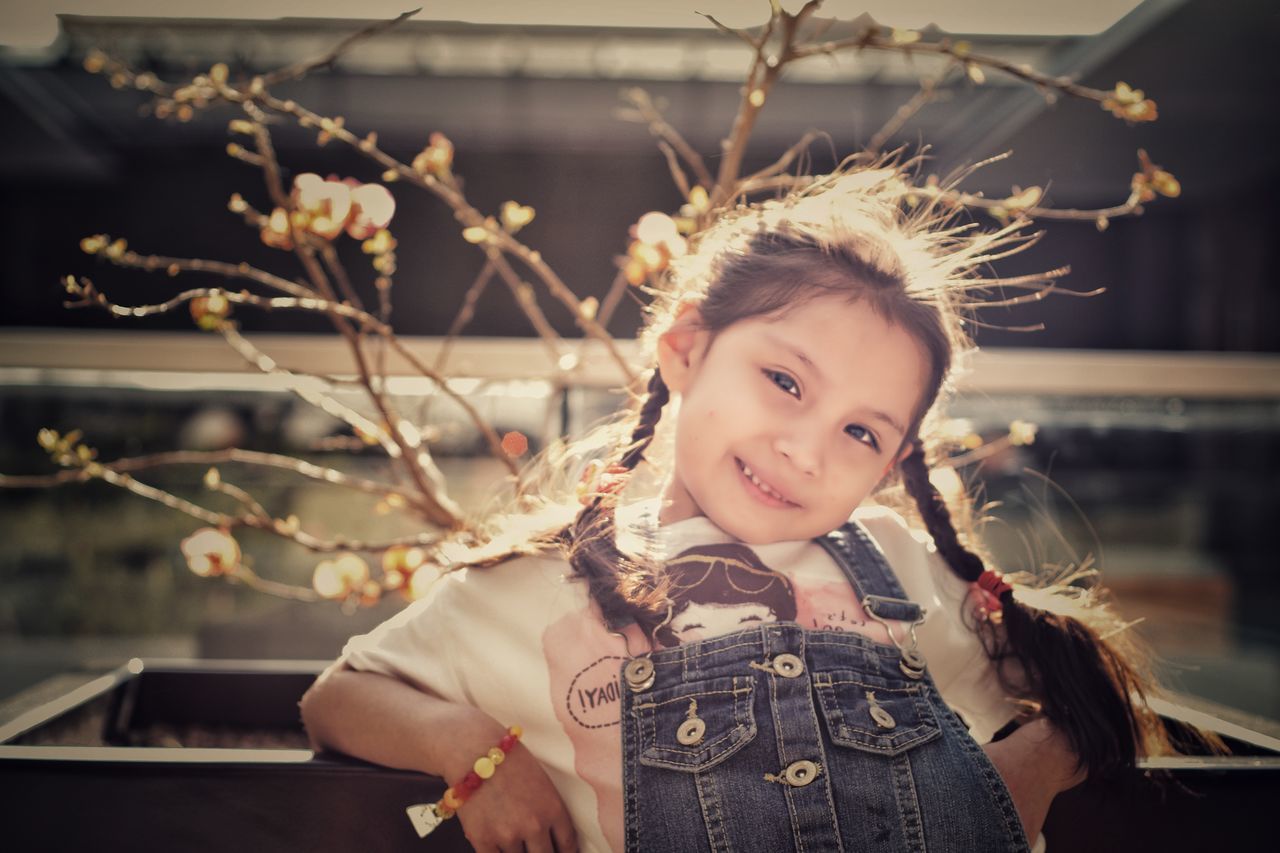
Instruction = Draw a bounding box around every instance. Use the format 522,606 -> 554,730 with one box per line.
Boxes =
862,594 -> 928,680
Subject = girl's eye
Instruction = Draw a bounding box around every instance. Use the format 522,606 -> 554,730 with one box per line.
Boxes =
845,424 -> 880,452
765,369 -> 800,398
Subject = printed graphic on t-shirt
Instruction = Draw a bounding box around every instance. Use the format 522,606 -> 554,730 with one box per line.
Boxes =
543,608 -> 638,853
793,578 -> 891,644
564,653 -> 628,729
653,543 -> 797,647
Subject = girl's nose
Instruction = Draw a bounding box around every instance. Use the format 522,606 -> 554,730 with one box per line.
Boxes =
773,433 -> 820,477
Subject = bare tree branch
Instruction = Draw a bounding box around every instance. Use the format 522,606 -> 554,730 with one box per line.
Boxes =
618,88 -> 714,190
866,63 -> 956,155
739,130 -> 824,188
225,563 -> 320,602
64,278 -> 521,479
1,448 -> 425,508
596,268 -> 633,331
794,32 -> 1116,106
657,140 -> 692,200
95,245 -> 314,298
93,465 -> 447,554
218,323 -> 400,458
253,95 -> 636,383
210,476 -> 272,522
319,243 -> 367,313
259,9 -> 422,87
434,260 -> 498,374
486,249 -> 567,369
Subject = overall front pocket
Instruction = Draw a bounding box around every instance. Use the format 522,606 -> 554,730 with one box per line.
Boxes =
631,675 -> 757,772
813,670 -> 941,755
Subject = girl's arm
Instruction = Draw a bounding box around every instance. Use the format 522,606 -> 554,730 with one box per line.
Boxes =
300,666 -> 578,853
982,717 -> 1086,845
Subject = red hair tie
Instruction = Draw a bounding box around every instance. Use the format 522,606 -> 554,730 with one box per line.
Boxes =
576,462 -> 630,506
970,570 -> 1012,620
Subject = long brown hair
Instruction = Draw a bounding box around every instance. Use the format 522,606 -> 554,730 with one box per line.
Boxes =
559,164 -> 1216,778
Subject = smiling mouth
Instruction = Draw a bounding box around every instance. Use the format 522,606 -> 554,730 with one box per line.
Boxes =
736,458 -> 799,507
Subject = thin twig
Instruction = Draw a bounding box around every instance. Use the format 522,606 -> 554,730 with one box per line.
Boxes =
226,564 -> 319,602
320,243 -> 366,313
736,173 -> 813,197
491,231 -> 637,382
211,478 -> 271,521
252,95 -> 636,382
92,464 -> 447,553
867,63 -> 956,155
218,322 -> 399,458
248,120 -> 291,210
596,268 -> 633,330
619,88 -> 714,190
259,9 -> 422,87
935,188 -> 1145,223
656,140 -> 692,200
434,259 -> 498,374
698,11 -> 760,50
102,248 -> 313,298
98,467 -> 229,526
739,130 -> 824,189
703,10 -> 786,202
65,278 -> 519,478
1,448 -> 426,509
794,33 -> 1115,105
245,119 -> 457,527
486,249 -> 566,367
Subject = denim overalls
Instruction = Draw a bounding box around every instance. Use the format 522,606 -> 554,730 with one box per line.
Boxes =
619,521 -> 1031,853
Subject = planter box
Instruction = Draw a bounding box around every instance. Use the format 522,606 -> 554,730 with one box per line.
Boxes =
0,659 -> 468,853
1,658 -> 1277,851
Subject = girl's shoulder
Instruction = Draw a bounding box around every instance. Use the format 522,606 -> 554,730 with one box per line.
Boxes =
848,503 -> 970,602
431,548 -> 573,595
849,503 -> 934,558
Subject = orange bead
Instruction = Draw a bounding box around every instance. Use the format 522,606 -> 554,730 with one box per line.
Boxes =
442,788 -> 462,810
507,724 -> 523,739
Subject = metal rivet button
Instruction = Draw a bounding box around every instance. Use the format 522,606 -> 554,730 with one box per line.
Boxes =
899,648 -> 927,679
782,760 -> 820,787
772,653 -> 805,678
866,690 -> 896,729
676,717 -> 706,745
624,658 -> 655,692
676,698 -> 706,745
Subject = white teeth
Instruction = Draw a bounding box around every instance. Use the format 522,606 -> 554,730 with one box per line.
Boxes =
740,461 -> 788,503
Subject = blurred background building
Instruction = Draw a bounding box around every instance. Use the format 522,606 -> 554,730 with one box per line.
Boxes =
1,1 -> 1277,726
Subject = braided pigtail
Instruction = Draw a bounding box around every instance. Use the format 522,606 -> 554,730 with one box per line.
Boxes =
899,441 -> 1163,778
566,369 -> 671,632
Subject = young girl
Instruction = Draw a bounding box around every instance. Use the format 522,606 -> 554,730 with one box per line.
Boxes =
301,166 -> 1184,853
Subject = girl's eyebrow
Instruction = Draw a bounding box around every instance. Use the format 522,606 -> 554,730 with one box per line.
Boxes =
761,331 -> 908,437
763,331 -> 822,379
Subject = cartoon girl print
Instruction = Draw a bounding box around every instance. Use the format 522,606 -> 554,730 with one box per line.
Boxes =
653,542 -> 798,647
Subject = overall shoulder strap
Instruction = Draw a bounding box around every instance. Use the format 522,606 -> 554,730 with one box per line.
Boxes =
815,521 -> 923,623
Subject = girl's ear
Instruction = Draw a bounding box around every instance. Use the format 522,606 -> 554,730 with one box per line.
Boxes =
880,442 -> 915,480
657,302 -> 709,395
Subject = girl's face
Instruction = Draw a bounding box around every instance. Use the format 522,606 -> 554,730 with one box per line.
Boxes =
658,293 -> 929,545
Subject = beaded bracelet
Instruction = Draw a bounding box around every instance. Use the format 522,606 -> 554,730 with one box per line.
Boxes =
406,725 -> 523,839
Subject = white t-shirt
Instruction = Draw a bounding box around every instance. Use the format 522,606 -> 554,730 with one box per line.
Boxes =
329,502 -> 1023,853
